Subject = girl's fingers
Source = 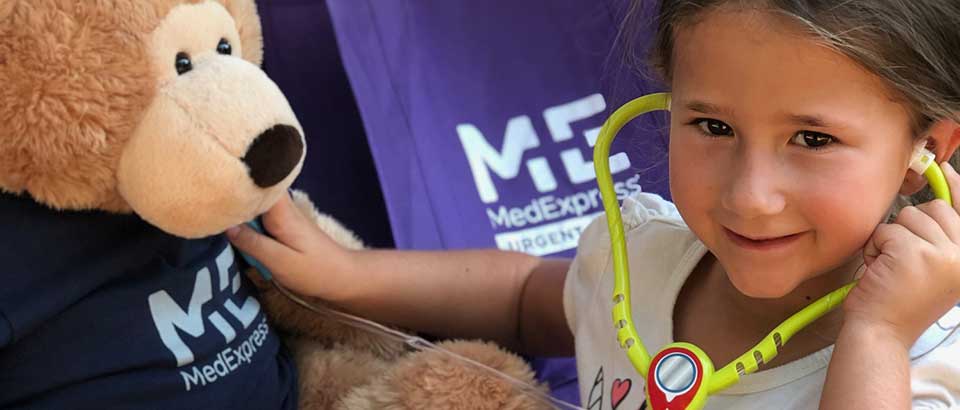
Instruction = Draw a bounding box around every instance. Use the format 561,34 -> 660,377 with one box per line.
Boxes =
259,193 -> 316,253
894,205 -> 951,247
226,223 -> 300,278
915,199 -> 960,244
863,223 -> 914,265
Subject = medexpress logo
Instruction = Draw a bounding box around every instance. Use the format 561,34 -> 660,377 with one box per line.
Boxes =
457,93 -> 642,255
148,245 -> 267,390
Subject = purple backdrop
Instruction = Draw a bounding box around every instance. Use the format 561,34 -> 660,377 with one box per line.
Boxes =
260,0 -> 669,406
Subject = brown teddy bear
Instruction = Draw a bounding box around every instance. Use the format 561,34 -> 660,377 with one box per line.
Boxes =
0,1 -> 553,408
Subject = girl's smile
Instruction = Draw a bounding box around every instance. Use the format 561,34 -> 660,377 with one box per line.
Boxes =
723,226 -> 807,252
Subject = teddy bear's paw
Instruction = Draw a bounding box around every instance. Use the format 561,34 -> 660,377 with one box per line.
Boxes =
290,189 -> 364,250
337,339 -> 554,410
291,338 -> 392,410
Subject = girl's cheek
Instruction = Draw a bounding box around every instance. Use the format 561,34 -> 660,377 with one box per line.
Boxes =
798,166 -> 892,249
669,136 -> 716,201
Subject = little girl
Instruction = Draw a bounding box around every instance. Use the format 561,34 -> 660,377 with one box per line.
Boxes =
229,0 -> 960,408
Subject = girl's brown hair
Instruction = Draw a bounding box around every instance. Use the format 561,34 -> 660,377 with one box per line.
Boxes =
623,0 -> 960,205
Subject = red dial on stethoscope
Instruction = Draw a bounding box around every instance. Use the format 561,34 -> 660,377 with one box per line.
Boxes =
647,346 -> 705,410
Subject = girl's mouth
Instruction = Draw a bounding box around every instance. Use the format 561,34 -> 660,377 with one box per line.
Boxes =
723,227 -> 806,251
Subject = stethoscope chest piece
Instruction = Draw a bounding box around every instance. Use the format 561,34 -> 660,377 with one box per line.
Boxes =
646,343 -> 714,410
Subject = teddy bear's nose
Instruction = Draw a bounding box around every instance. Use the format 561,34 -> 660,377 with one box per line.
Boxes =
242,124 -> 304,188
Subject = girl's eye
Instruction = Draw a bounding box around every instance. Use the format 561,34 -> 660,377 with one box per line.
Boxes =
791,130 -> 835,150
694,118 -> 734,137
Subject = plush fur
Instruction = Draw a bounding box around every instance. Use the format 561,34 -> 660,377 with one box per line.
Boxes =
0,1 -> 549,408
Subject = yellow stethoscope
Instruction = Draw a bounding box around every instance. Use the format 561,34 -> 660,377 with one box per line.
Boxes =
592,93 -> 951,410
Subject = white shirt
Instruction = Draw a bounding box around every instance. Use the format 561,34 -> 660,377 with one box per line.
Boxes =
563,192 -> 960,409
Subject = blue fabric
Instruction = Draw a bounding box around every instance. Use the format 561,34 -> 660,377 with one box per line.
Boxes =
0,192 -> 297,409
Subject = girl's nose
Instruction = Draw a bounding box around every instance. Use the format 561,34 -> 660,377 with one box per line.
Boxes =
719,155 -> 786,219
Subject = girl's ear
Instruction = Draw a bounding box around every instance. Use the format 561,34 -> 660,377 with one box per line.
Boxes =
900,171 -> 926,196
929,119 -> 960,163
900,118 -> 960,196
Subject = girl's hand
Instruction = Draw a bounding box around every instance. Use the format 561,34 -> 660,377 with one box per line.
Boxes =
845,162 -> 960,348
226,194 -> 358,301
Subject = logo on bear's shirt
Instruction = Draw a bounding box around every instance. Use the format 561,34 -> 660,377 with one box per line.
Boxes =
147,245 -> 268,390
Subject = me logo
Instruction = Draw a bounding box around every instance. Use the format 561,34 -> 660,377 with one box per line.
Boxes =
148,246 -> 262,367
457,93 -> 632,204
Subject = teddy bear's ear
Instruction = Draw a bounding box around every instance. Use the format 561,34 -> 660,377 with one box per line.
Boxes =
219,0 -> 263,66
0,0 -> 156,211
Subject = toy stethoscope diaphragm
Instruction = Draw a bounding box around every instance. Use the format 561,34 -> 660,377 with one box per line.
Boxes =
592,92 -> 951,410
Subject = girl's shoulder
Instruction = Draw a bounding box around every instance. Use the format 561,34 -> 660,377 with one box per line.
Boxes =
575,191 -> 690,258
621,191 -> 685,229
909,308 -> 960,406
570,191 -> 699,285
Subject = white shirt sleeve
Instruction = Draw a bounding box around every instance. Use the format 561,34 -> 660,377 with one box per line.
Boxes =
912,333 -> 960,409
562,252 -> 580,336
562,210 -> 613,337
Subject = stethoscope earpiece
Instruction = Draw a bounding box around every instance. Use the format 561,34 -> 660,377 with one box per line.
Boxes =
909,142 -> 952,206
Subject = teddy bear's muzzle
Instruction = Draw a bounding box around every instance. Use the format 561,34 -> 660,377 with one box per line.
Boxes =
243,124 -> 304,188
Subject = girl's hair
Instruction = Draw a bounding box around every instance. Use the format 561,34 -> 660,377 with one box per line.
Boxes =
623,0 -> 960,206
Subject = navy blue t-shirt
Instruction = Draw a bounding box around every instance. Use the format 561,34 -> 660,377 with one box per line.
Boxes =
0,192 -> 297,409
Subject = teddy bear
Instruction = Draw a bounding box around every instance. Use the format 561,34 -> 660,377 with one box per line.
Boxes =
0,1 -> 553,408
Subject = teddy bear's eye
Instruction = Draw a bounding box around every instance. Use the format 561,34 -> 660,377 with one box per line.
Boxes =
175,52 -> 193,75
217,38 -> 232,56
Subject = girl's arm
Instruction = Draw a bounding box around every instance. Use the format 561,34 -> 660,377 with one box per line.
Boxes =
227,194 -> 575,356
333,248 -> 574,355
819,319 -> 911,410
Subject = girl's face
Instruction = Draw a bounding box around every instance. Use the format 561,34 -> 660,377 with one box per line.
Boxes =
669,9 -> 918,298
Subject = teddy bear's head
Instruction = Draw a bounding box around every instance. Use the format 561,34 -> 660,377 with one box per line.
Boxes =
0,0 -> 304,238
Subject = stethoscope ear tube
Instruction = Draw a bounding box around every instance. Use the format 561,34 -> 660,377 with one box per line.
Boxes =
593,92 -> 672,378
